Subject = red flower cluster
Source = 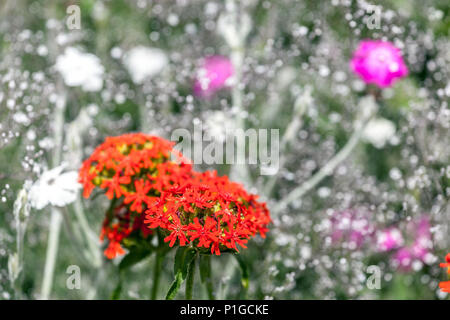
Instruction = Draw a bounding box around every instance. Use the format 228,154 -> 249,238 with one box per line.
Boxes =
144,171 -> 271,255
79,133 -> 192,259
79,133 -> 191,200
100,204 -> 152,259
79,133 -> 271,259
439,253 -> 450,293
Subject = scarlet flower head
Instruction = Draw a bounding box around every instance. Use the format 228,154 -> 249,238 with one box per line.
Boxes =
144,171 -> 271,255
79,133 -> 193,259
79,133 -> 191,199
439,253 -> 450,293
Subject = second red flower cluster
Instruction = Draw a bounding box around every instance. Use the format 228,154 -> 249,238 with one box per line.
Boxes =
79,133 -> 271,259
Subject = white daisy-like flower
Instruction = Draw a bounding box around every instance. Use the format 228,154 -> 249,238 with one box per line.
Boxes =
55,47 -> 104,92
29,164 -> 81,210
362,118 -> 396,148
123,46 -> 168,84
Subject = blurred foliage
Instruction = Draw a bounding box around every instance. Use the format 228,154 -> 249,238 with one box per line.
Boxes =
0,0 -> 448,300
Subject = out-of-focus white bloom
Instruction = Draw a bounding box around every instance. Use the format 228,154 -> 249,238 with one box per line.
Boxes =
123,46 -> 168,84
55,47 -> 104,92
29,164 -> 81,210
92,1 -> 107,21
8,253 -> 21,283
217,1 -> 251,48
275,67 -> 297,89
204,110 -> 236,143
362,118 -> 396,148
38,137 -> 55,150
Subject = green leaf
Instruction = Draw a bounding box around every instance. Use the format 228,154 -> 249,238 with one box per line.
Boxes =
119,248 -> 152,272
173,246 -> 188,276
173,246 -> 196,278
165,272 -> 183,300
182,250 -> 196,278
165,247 -> 196,300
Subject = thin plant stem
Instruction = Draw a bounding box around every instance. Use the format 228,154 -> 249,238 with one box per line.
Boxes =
10,187 -> 29,299
151,250 -> 164,300
185,255 -> 196,300
73,198 -> 101,267
218,254 -> 237,299
228,0 -> 252,186
138,91 -> 150,133
263,90 -> 311,196
41,208 -> 62,299
206,283 -> 215,300
201,255 -> 215,300
273,105 -> 375,215
40,97 -> 65,299
40,18 -> 67,297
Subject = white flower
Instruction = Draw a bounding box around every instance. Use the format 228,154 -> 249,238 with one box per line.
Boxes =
29,164 -> 81,210
362,118 -> 396,148
55,47 -> 104,92
123,46 -> 168,84
217,0 -> 252,48
204,111 -> 236,143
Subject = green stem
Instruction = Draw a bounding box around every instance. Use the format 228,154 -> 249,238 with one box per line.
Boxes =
110,272 -> 123,300
73,198 -> 101,267
151,251 -> 164,300
263,89 -> 311,197
235,254 -> 249,299
41,208 -> 62,299
228,1 -> 251,186
185,255 -> 196,300
40,16 -> 66,298
219,255 -> 237,299
272,100 -> 376,215
200,255 -> 215,300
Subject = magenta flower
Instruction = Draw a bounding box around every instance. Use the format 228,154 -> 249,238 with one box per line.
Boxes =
376,227 -> 404,252
327,209 -> 375,250
193,55 -> 234,98
393,247 -> 413,270
391,216 -> 434,271
350,40 -> 408,88
408,216 -> 433,261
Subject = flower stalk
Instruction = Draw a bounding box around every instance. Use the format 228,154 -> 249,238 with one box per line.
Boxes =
40,80 -> 67,299
41,207 -> 63,299
185,255 -> 197,299
222,0 -> 252,186
273,96 -> 377,214
151,251 -> 164,300
264,88 -> 312,196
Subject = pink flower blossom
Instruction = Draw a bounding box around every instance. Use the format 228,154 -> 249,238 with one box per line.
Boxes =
391,216 -> 434,271
408,216 -> 433,262
376,227 -> 404,252
350,40 -> 408,88
393,247 -> 413,270
193,55 -> 234,98
327,209 -> 375,250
